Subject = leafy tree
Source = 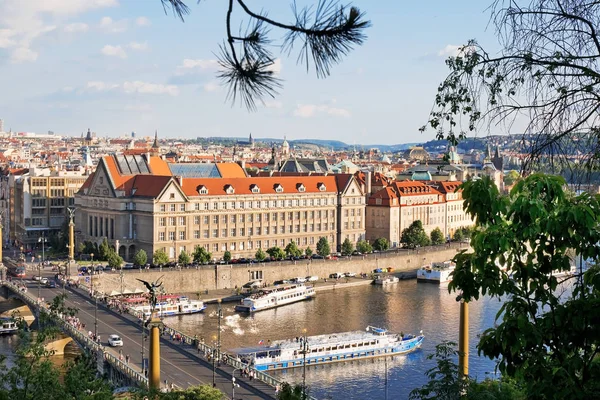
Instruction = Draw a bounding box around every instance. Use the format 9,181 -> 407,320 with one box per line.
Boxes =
503,170 -> 520,186
158,0 -> 371,110
192,245 -> 212,264
135,384 -> 223,400
410,342 -> 526,400
178,250 -> 191,265
255,248 -> 266,262
449,174 -> 600,399
284,241 -> 302,258
77,242 -> 85,254
153,248 -> 169,265
373,237 -> 390,252
107,251 -> 123,269
316,237 -> 331,257
421,0 -> 600,173
277,382 -> 305,400
341,238 -> 354,255
356,240 -> 372,254
304,247 -> 313,257
452,229 -> 463,242
430,228 -> 445,245
223,251 -> 232,263
401,221 -> 431,248
133,249 -> 147,267
266,247 -> 285,260
98,238 -> 110,261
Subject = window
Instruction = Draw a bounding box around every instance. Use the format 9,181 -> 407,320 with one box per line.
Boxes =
231,215 -> 236,223
204,203 -> 209,210
213,215 -> 218,224
170,193 -> 175,199
160,205 -> 166,212
194,230 -> 200,239
159,232 -> 165,241
240,214 -> 245,223
251,185 -> 260,193
265,227 -> 269,235
169,217 -> 176,226
179,231 -> 185,240
212,229 -> 218,238
195,203 -> 200,211
194,216 -> 200,225
240,228 -> 245,236
222,215 -> 227,224
213,244 -> 219,252
256,227 -> 261,235
231,228 -> 236,237
248,227 -> 254,236
168,231 -> 175,241
213,202 -> 218,210
203,216 -> 209,224
170,204 -> 176,212
221,229 -> 227,237
203,230 -> 209,238
159,218 -> 166,227
179,216 -> 186,225
179,204 -> 185,211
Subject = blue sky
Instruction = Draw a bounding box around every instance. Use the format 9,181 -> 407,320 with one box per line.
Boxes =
0,0 -> 498,144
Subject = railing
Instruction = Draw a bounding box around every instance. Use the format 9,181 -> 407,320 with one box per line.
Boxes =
0,280 -> 148,388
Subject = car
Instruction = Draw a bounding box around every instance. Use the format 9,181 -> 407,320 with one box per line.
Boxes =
292,277 -> 307,283
39,277 -> 49,285
326,255 -> 338,260
122,263 -> 134,270
108,334 -> 123,347
352,251 -> 363,256
242,280 -> 263,290
32,275 -> 41,281
311,254 -> 325,259
329,272 -> 344,279
45,280 -> 57,288
306,276 -> 319,282
344,272 -> 357,277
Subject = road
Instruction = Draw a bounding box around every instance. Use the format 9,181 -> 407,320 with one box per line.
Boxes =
20,270 -> 276,400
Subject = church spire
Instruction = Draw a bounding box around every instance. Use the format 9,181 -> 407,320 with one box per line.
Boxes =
150,130 -> 160,156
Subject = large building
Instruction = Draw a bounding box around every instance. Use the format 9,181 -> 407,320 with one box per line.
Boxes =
75,154 -> 366,261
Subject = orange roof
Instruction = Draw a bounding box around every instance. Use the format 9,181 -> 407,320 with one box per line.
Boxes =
368,186 -> 399,206
148,156 -> 171,176
215,163 -> 246,178
103,155 -> 128,189
80,172 -> 95,190
180,175 -> 338,197
392,181 -> 441,196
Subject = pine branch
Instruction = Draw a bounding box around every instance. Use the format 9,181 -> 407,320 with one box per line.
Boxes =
160,0 -> 191,21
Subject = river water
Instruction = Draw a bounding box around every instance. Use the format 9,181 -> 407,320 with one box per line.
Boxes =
168,280 -> 503,400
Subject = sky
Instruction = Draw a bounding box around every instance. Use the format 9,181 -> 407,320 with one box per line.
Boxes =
0,0 -> 499,145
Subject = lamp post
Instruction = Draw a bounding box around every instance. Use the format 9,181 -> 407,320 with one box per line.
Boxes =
141,319 -> 146,374
91,253 -> 97,340
458,294 -> 469,379
301,328 -> 308,400
38,234 -> 47,266
212,334 -> 217,387
37,255 -> 41,299
232,368 -> 241,400
217,299 -> 222,365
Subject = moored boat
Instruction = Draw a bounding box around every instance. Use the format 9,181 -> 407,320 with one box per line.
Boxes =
129,295 -> 205,318
374,275 -> 399,285
0,318 -> 18,334
417,261 -> 455,284
235,284 -> 315,313
236,326 -> 424,371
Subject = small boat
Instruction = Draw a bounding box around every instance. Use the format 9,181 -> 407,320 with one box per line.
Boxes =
417,261 -> 455,284
129,296 -> 205,318
0,318 -> 18,334
235,284 -> 315,313
235,326 -> 424,371
374,275 -> 399,285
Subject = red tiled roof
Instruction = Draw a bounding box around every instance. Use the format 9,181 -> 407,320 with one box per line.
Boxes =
131,175 -> 172,197
391,181 -> 441,196
215,163 -> 247,178
80,172 -> 95,190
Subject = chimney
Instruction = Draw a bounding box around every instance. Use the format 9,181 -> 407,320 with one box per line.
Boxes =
365,170 -> 372,196
176,175 -> 183,187
146,152 -> 151,167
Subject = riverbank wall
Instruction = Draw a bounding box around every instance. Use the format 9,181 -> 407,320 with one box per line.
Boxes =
91,244 -> 468,295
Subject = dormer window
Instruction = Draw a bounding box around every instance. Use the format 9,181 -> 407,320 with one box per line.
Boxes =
297,183 -> 306,193
317,182 -> 326,191
250,184 -> 260,194
224,184 -> 235,194
274,184 -> 283,193
198,185 -> 208,195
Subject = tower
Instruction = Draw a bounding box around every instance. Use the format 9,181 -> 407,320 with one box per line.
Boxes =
150,130 -> 160,156
85,128 -> 93,146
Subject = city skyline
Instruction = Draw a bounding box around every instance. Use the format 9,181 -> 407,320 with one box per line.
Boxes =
0,0 -> 497,144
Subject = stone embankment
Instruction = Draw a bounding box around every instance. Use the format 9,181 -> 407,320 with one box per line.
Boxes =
91,244 -> 468,296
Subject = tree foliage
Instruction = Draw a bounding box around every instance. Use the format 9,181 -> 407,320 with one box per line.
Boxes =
160,0 -> 371,110
430,227 -> 445,245
223,251 -> 232,263
135,384 -> 223,399
285,241 -> 302,258
133,249 -> 147,267
153,248 -> 170,265
341,238 -> 354,255
316,237 -> 331,257
449,174 -> 600,399
503,170 -> 521,186
304,247 -> 313,257
401,220 -> 431,248
107,251 -> 123,269
373,237 -> 390,252
178,250 -> 191,265
192,245 -> 212,264
356,239 -> 373,254
266,247 -> 285,260
422,0 -> 600,176
255,248 -> 266,261
276,382 -> 305,400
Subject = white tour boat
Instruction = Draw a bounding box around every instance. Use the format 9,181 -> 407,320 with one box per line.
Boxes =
417,261 -> 456,284
374,275 -> 399,285
236,326 -> 424,371
130,296 -> 205,318
0,318 -> 18,334
235,284 -> 315,313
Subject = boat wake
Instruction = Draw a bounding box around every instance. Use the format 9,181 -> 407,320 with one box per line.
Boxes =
225,315 -> 245,336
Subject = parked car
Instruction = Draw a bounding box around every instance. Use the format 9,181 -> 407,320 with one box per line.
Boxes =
329,272 -> 344,279
311,254 -> 325,259
108,334 -> 123,347
292,277 -> 307,283
39,277 -> 49,285
352,251 -> 363,256
122,263 -> 134,270
306,276 -> 319,282
344,272 -> 357,277
45,280 -> 57,288
242,280 -> 263,290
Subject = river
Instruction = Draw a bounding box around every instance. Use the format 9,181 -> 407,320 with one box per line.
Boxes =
167,280 -> 503,400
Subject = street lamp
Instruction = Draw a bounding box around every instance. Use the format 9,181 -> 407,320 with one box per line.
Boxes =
37,255 -> 41,299
38,235 -> 47,265
301,328 -> 308,400
212,334 -> 217,387
232,368 -> 241,400
217,299 -> 222,365
141,320 -> 147,374
91,253 -> 98,340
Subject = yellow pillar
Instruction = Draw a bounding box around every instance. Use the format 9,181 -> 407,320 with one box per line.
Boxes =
69,220 -> 75,261
149,318 -> 161,390
458,300 -> 469,378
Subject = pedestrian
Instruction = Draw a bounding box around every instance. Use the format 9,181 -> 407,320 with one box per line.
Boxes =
125,354 -> 130,363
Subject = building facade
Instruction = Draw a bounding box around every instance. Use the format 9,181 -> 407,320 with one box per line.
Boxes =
75,154 -> 366,261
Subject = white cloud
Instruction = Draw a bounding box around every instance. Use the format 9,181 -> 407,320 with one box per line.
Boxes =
128,41 -> 148,51
11,47 -> 38,63
0,0 -> 117,62
438,44 -> 475,57
64,22 -> 88,33
123,81 -> 179,96
99,16 -> 127,33
176,58 -> 219,74
264,100 -> 283,109
293,104 -> 351,118
135,16 -> 151,27
101,44 -> 127,58
203,82 -> 220,92
86,81 -> 119,91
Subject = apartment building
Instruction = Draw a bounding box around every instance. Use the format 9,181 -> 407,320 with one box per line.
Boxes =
75,154 -> 365,261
